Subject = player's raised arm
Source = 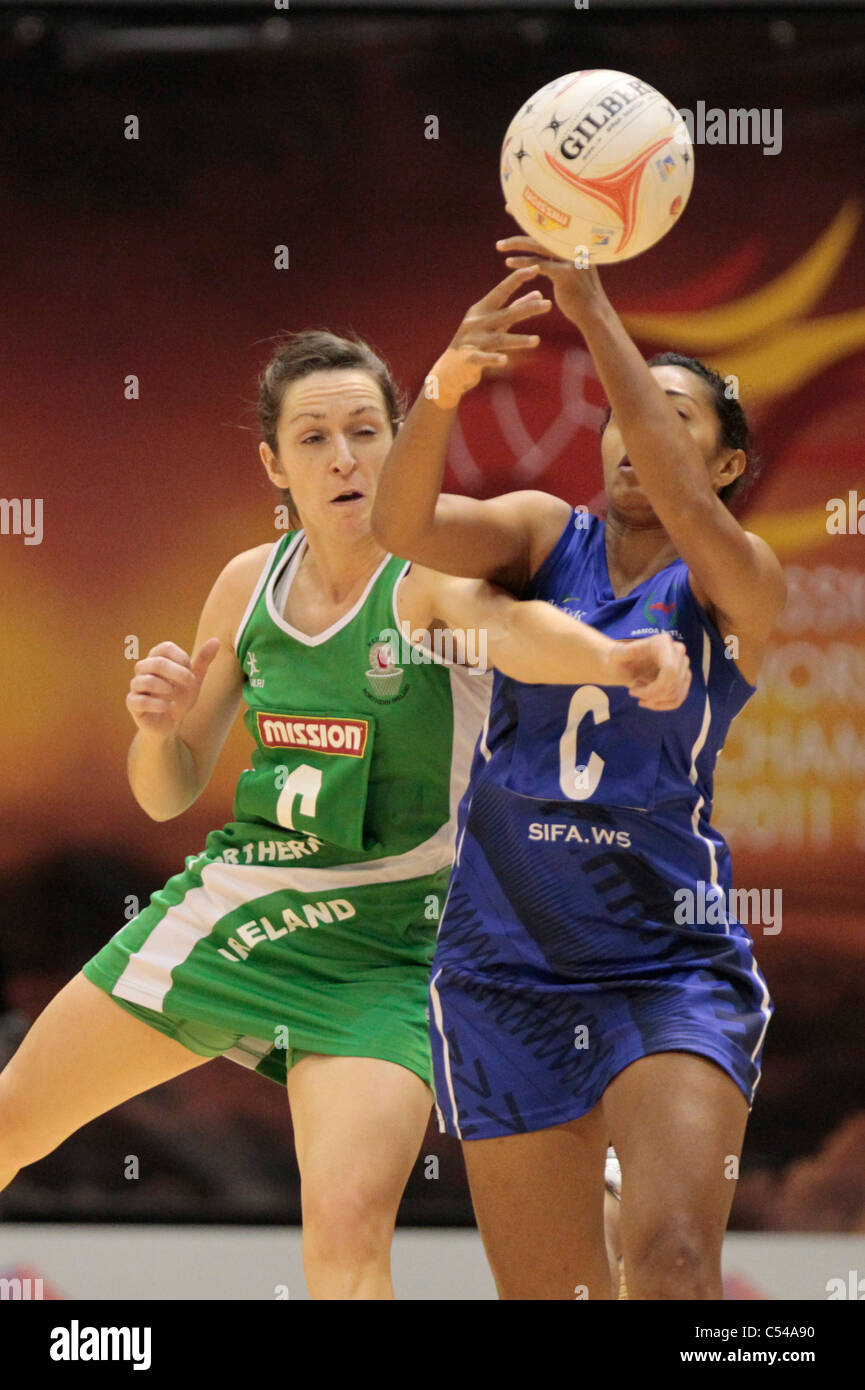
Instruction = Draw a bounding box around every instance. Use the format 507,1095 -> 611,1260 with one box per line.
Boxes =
497,235 -> 787,644
126,547 -> 266,820
371,268 -> 568,590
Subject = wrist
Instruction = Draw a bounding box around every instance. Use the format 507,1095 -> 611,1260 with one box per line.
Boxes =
134,726 -> 181,748
595,636 -> 622,684
563,285 -> 614,333
424,346 -> 477,411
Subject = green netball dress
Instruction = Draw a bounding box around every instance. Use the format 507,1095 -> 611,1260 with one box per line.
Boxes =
83,533 -> 490,1087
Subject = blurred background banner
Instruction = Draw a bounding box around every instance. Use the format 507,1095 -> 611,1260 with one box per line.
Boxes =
0,2 -> 864,1240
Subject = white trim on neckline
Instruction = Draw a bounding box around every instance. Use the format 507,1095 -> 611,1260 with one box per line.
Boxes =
266,530 -> 393,647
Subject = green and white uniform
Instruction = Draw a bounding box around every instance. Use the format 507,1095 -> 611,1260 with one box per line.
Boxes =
83,533 -> 491,1087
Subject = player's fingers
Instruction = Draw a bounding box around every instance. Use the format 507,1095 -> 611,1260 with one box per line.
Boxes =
635,664 -> 691,708
637,692 -> 688,711
502,254 -> 570,278
496,234 -> 562,258
636,671 -> 687,705
634,677 -> 689,708
147,641 -> 192,666
472,265 -> 542,313
191,637 -> 221,683
492,292 -> 553,325
633,639 -> 690,702
134,655 -> 197,690
129,674 -> 178,699
126,693 -> 172,717
486,331 -> 542,351
465,349 -> 510,368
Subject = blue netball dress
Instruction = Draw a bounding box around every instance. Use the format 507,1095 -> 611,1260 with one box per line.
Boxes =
429,510 -> 773,1140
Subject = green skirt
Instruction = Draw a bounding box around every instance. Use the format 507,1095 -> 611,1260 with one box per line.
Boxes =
83,825 -> 445,1089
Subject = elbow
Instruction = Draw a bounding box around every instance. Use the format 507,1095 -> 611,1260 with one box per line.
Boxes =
136,799 -> 178,823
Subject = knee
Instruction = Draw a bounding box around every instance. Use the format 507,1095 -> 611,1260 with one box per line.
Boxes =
628,1220 -> 721,1299
301,1182 -> 395,1267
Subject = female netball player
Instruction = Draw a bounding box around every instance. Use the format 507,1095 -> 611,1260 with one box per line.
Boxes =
372,244 -> 786,1301
0,326 -> 689,1300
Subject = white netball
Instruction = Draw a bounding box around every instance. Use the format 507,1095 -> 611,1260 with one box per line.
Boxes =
500,69 -> 694,264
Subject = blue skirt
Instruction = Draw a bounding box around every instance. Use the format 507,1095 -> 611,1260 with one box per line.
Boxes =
428,781 -> 773,1140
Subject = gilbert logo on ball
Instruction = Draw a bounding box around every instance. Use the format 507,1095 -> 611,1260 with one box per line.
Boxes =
500,70 -> 693,263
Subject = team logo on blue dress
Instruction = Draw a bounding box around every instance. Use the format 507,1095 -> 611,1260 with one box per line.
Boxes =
644,592 -> 678,627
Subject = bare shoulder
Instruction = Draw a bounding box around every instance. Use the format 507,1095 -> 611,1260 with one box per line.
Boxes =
743,530 -> 787,592
198,542 -> 279,642
512,490 -> 574,582
478,490 -> 573,587
218,543 -> 276,591
481,489 -> 572,525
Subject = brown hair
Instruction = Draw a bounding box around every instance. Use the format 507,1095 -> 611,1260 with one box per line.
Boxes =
258,329 -> 406,522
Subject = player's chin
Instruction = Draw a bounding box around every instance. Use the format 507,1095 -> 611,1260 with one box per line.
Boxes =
330,496 -> 372,527
605,476 -> 655,514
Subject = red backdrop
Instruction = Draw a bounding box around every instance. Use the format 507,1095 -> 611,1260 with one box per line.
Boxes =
0,8 -> 862,949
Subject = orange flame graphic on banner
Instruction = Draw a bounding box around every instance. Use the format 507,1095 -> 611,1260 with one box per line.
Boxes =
621,200 -> 865,557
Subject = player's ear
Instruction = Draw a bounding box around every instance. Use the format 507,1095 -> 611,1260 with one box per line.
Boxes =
718,448 -> 746,490
260,439 -> 288,487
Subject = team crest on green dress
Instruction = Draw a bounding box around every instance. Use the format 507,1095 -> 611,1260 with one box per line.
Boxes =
363,637 -> 407,704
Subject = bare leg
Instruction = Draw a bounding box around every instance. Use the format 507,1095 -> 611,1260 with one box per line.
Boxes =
0,972 -> 209,1192
602,1051 -> 749,1300
460,1108 -> 612,1301
286,1054 -> 432,1299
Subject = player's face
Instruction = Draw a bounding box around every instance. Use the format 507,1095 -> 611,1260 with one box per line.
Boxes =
260,369 -> 393,535
600,364 -> 740,518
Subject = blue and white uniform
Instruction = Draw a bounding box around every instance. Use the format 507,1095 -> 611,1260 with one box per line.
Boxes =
429,511 -> 773,1140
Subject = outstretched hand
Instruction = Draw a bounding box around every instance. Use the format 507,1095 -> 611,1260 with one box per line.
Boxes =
606,632 -> 692,711
496,216 -> 609,327
426,265 -> 552,408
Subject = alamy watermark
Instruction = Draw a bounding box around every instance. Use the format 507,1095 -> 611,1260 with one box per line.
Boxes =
50,1323 -> 152,1369
826,491 -> 864,535
0,497 -> 42,545
674,881 -> 782,934
377,622 -> 488,674
675,103 -> 782,157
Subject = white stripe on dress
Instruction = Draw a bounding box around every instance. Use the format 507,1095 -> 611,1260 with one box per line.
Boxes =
688,627 -> 772,1075
112,822 -> 456,1010
478,708 -> 492,762
233,537 -> 286,654
223,1036 -> 277,1070
748,957 -> 773,1087
428,968 -> 461,1138
688,630 -> 723,918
